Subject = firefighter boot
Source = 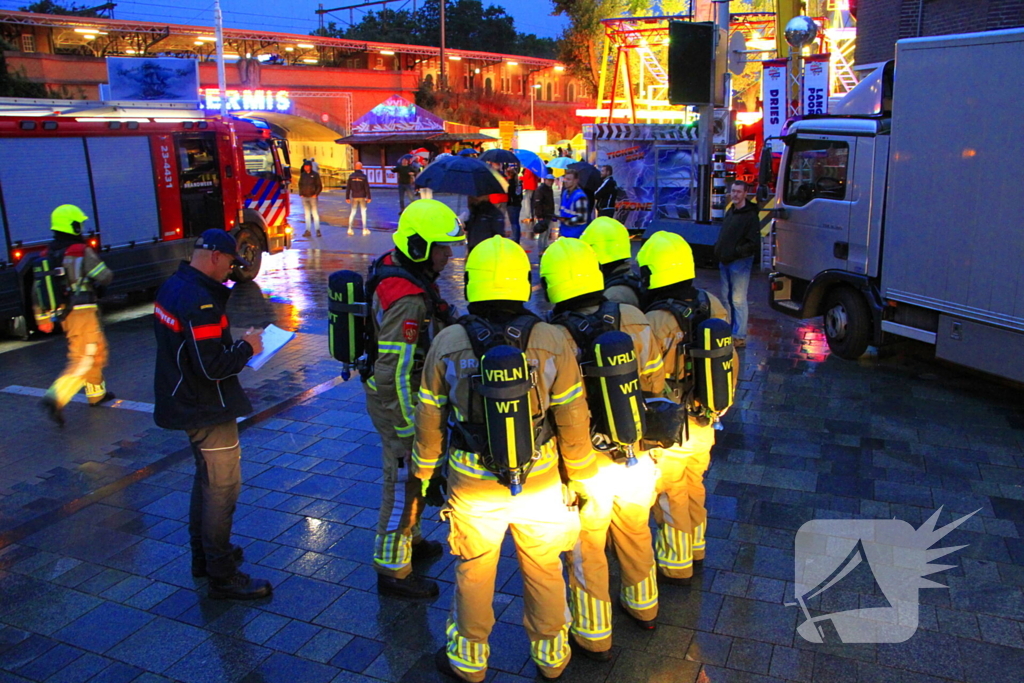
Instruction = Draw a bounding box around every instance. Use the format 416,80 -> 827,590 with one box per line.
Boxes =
377,573 -> 439,599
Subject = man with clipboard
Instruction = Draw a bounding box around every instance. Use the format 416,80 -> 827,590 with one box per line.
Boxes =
153,230 -> 273,601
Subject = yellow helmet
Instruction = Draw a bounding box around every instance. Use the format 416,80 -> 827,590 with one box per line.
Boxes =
393,199 -> 465,262
51,204 -> 88,235
465,236 -> 531,303
636,231 -> 695,289
539,238 -> 603,304
580,216 -> 631,264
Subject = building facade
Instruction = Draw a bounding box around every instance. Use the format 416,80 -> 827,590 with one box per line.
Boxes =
855,0 -> 1024,67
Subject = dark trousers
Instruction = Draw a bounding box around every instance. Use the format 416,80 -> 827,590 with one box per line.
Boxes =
598,207 -> 615,218
187,420 -> 242,579
399,185 -> 416,212
507,205 -> 522,243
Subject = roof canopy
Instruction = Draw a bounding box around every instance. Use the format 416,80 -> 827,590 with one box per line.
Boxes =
351,95 -> 443,135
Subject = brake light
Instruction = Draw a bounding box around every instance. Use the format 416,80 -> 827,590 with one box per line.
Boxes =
89,238 -> 99,249
13,250 -> 22,261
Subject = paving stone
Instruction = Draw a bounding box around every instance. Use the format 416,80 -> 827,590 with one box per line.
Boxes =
242,652 -> 338,683
53,602 -> 154,654
105,617 -> 209,673
162,633 -> 271,683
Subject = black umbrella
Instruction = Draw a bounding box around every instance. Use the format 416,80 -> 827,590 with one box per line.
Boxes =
568,161 -> 602,193
415,155 -> 508,196
480,148 -> 519,166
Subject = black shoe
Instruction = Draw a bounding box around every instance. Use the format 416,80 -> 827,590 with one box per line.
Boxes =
434,647 -> 462,681
207,571 -> 272,600
412,539 -> 444,562
192,546 -> 245,578
377,573 -> 439,599
619,605 -> 657,631
41,396 -> 64,427
569,636 -> 612,662
89,392 -> 116,407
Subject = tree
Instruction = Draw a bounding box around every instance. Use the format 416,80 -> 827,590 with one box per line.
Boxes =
551,0 -> 643,96
19,0 -> 104,16
0,40 -> 48,97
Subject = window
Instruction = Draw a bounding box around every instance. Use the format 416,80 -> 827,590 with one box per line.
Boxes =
21,34 -> 35,52
485,77 -> 492,95
568,83 -> 575,101
546,83 -> 552,101
243,139 -> 276,176
783,138 -> 849,206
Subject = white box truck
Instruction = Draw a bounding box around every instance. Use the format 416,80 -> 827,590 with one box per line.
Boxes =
765,28 -> 1024,382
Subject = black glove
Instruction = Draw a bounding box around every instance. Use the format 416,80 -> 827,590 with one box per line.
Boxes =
421,476 -> 448,507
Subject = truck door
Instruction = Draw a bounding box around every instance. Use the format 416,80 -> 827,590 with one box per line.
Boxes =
775,135 -> 855,281
176,133 -> 223,236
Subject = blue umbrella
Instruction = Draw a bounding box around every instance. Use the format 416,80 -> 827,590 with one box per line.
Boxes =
480,148 -> 519,166
415,155 -> 507,196
458,148 -> 479,157
511,149 -> 546,178
547,156 -> 576,169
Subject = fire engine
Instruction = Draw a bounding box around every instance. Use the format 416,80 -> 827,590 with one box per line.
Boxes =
0,99 -> 292,335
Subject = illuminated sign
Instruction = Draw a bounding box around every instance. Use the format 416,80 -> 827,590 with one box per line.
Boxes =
200,88 -> 291,112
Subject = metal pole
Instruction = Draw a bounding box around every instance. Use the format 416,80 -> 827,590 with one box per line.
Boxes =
531,83 -> 535,128
439,0 -> 446,89
214,0 -> 227,117
698,0 -> 731,222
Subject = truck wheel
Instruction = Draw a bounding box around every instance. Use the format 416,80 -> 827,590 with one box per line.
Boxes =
231,226 -> 263,282
823,287 -> 871,360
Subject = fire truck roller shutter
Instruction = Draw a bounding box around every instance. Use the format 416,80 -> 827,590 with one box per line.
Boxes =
0,138 -> 94,246
85,137 -> 161,248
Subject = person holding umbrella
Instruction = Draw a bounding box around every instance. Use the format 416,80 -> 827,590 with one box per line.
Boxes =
558,170 -> 589,239
413,154 -> 508,251
394,156 -> 419,212
532,172 -> 556,253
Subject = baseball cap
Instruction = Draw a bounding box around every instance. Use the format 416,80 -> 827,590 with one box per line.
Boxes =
194,229 -> 250,267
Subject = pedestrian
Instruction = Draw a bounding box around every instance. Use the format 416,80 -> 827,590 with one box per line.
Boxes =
713,180 -> 760,348
394,157 -> 418,212
346,161 -> 372,236
36,204 -> 115,425
299,159 -> 323,238
558,170 -> 589,239
540,238 -> 666,659
556,146 -> 564,158
594,165 -> 618,218
521,167 -> 537,223
361,199 -> 464,598
531,172 -> 556,253
637,231 -> 736,586
581,216 -> 641,308
464,195 -> 506,252
505,165 -> 523,243
152,229 -> 272,600
412,236 -> 595,682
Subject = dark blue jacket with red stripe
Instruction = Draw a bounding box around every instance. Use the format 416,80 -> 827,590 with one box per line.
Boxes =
153,262 -> 254,430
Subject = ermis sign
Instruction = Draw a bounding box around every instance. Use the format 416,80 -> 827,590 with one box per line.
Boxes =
200,88 -> 291,113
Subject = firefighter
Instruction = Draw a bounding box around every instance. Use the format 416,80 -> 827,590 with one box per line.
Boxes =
636,231 -> 736,585
580,217 -> 642,308
539,238 -> 666,659
36,204 -> 115,425
363,199 -> 464,599
412,236 -> 595,682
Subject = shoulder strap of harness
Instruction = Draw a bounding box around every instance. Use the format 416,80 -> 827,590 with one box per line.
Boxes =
459,313 -> 540,359
549,301 -> 621,360
605,270 -> 642,298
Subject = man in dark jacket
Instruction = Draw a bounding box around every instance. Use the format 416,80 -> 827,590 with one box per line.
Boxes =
713,180 -> 760,347
153,230 -> 272,600
299,159 -> 323,237
531,173 -> 555,253
346,162 -> 372,236
394,157 -> 418,212
594,165 -> 618,218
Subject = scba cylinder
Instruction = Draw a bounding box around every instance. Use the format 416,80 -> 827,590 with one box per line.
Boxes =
327,270 -> 366,365
480,344 -> 535,493
691,317 -> 734,412
589,330 -> 645,446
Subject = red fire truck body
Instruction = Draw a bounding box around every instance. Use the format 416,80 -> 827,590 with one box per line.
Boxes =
0,110 -> 291,328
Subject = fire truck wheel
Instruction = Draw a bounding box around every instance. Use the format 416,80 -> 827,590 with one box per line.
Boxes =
231,227 -> 263,282
823,287 -> 871,360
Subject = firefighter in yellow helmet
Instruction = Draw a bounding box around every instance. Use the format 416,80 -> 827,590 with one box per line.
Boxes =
580,216 -> 641,308
636,231 -> 737,585
35,205 -> 115,425
412,236 -> 594,681
540,238 -> 666,659
361,199 -> 464,599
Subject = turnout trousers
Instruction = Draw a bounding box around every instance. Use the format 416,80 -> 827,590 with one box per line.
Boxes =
567,454 -> 659,654
443,461 -> 579,682
365,383 -> 424,579
187,420 -> 242,579
47,306 -> 109,409
652,418 -> 714,580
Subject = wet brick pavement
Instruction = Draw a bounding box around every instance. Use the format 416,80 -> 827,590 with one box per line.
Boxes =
1,191 -> 1023,682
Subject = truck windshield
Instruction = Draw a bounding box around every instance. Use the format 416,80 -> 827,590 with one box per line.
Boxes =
243,139 -> 276,177
784,139 -> 849,206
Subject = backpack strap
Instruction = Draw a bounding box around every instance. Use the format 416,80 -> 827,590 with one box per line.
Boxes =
549,302 -> 621,360
605,271 -> 642,299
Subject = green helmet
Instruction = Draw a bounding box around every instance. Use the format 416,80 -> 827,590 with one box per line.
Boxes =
51,204 -> 89,235
393,199 -> 465,262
